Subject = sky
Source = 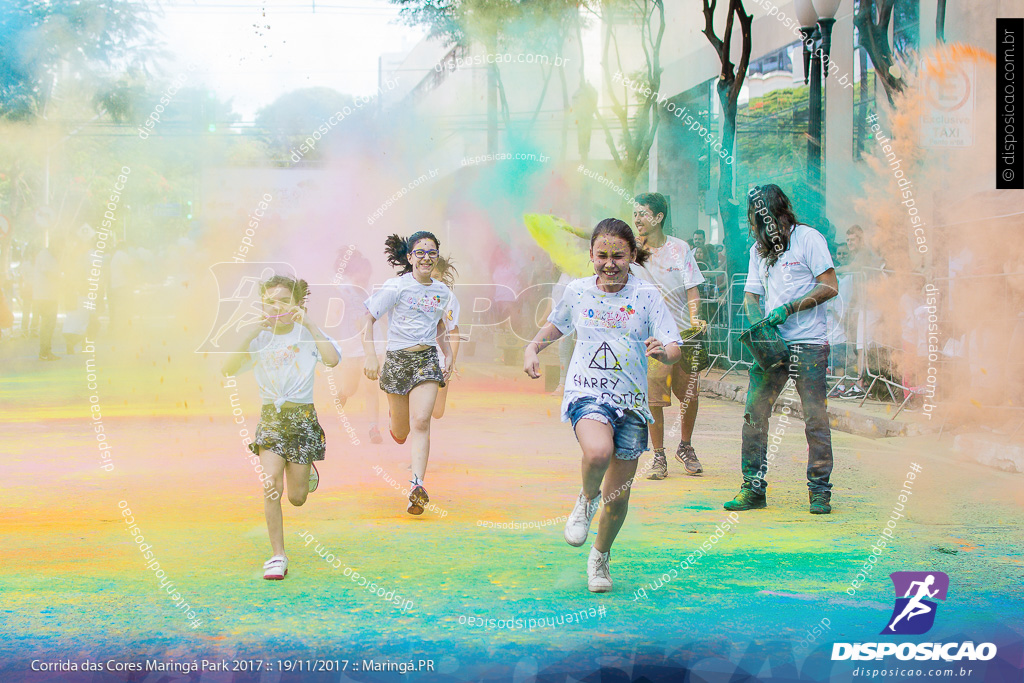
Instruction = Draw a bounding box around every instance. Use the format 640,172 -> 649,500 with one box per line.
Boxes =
155,0 -> 429,120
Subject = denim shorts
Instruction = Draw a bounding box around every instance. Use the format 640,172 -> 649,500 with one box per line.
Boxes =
567,397 -> 648,460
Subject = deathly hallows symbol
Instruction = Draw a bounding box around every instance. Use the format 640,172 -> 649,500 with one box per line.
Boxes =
589,342 -> 621,370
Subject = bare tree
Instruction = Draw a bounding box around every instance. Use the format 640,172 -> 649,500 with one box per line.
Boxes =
702,0 -> 752,274
853,0 -> 907,106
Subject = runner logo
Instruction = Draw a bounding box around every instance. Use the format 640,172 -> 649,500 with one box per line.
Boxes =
833,569 -> 996,662
882,571 -> 949,635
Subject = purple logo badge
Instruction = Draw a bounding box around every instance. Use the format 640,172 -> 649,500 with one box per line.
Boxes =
882,571 -> 949,635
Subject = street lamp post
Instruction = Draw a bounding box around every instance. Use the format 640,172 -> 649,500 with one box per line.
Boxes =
796,0 -> 841,228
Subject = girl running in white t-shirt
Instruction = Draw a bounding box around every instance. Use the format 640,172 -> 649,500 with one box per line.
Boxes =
362,232 -> 459,514
524,218 -> 683,592
222,274 -> 341,580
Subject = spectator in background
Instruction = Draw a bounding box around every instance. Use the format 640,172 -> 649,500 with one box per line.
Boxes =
826,260 -> 857,395
109,242 -> 134,330
842,225 -> 885,399
61,230 -> 94,354
692,245 -> 712,270
690,229 -> 707,250
714,244 -> 727,272
825,241 -> 856,392
490,247 -> 521,364
693,245 -> 726,302
18,242 -> 37,336
0,274 -> 13,341
32,241 -> 60,361
845,225 -> 882,271
835,242 -> 850,270
490,248 -> 520,326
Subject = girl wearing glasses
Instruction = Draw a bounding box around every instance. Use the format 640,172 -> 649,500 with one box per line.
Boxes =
362,232 -> 459,515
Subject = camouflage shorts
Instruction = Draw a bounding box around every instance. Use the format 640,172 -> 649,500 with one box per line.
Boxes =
248,403 -> 326,465
379,346 -> 445,395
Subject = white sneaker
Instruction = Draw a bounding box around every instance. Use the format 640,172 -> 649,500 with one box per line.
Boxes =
587,546 -> 612,592
263,555 -> 288,580
564,490 -> 601,547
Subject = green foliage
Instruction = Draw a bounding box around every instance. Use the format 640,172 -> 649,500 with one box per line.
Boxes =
736,85 -> 808,180
0,0 -> 160,121
391,0 -> 580,52
734,84 -> 811,216
254,88 -> 356,163
0,83 -> 246,247
391,0 -> 467,44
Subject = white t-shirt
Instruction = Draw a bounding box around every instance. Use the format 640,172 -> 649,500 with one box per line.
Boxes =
549,274 -> 682,424
744,224 -> 835,344
364,273 -> 460,351
245,324 -> 341,411
630,235 -> 705,330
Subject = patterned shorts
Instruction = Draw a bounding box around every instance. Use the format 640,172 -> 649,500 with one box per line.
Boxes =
248,403 -> 326,465
379,346 -> 445,395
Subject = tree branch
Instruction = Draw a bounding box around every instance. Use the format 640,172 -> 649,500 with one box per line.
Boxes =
702,0 -> 724,60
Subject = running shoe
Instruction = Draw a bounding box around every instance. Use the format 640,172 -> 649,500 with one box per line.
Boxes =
646,450 -> 668,480
408,484 -> 429,515
841,385 -> 867,400
308,463 -> 319,493
564,490 -> 601,546
263,555 -> 288,580
809,491 -> 832,514
369,425 -> 383,444
587,546 -> 612,593
675,442 -> 703,475
723,487 -> 767,511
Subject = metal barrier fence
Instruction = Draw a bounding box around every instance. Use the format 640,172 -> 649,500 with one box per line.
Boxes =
700,267 -> 924,418
700,265 -> 1024,433
701,273 -> 755,380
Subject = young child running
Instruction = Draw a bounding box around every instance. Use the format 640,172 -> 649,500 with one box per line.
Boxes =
524,218 -> 683,592
333,249 -> 386,442
362,232 -> 458,515
222,274 -> 341,580
431,254 -> 461,419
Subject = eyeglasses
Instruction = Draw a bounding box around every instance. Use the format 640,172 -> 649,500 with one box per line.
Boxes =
633,210 -> 654,218
412,249 -> 439,259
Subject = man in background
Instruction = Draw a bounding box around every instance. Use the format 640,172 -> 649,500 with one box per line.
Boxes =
842,226 -> 884,399
32,241 -> 60,361
632,192 -> 707,480
690,229 -> 706,250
